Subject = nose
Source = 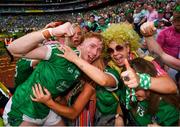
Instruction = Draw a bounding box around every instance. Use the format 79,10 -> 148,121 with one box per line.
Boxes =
92,48 -> 98,55
73,33 -> 78,38
112,49 -> 119,56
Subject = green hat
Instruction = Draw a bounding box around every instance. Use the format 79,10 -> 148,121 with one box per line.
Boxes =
158,9 -> 164,13
174,5 -> 180,12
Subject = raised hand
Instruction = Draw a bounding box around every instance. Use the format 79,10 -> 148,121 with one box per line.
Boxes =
140,22 -> 156,37
56,45 -> 79,63
121,59 -> 140,88
45,21 -> 64,29
31,83 -> 52,104
51,22 -> 75,37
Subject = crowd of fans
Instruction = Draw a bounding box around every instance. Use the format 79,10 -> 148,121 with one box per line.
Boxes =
0,0 -> 177,33
0,0 -> 179,126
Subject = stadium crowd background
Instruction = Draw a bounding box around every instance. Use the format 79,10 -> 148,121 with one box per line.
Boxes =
0,0 -> 176,34
0,0 -> 178,91
0,0 -> 178,95
0,0 -> 179,125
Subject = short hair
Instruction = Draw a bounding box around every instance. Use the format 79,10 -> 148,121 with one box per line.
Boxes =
81,32 -> 104,45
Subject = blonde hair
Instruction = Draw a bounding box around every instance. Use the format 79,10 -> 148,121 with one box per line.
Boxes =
102,23 -> 140,54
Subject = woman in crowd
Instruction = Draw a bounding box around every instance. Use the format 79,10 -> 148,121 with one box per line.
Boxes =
120,57 -> 179,126
31,23 -> 177,126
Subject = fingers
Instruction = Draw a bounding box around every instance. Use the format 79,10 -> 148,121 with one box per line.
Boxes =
67,25 -> 75,37
121,69 -> 139,88
62,22 -> 75,37
32,83 -> 45,98
56,45 -> 72,53
43,87 -> 50,96
34,84 -> 41,97
30,95 -> 37,102
122,59 -> 131,81
124,59 -> 131,70
32,85 -> 38,98
140,22 -> 156,37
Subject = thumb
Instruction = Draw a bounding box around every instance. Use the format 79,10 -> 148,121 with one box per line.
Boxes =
124,59 -> 131,70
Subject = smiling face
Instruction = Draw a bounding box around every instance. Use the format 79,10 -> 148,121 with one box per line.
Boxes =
78,37 -> 103,63
108,41 -> 130,67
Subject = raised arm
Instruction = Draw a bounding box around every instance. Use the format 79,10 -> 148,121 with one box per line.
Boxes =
140,22 -> 180,70
57,45 -> 117,87
144,36 -> 180,70
31,83 -> 95,120
7,22 -> 74,59
121,59 -> 177,94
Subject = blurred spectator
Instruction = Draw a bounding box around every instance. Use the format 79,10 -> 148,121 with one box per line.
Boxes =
95,17 -> 108,32
87,15 -> 98,32
147,3 -> 158,21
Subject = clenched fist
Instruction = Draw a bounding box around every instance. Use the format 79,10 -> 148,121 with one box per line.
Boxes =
140,22 -> 156,37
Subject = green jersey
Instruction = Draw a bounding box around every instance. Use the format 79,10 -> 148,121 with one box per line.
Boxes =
131,100 -> 179,126
96,67 -> 122,115
14,58 -> 34,88
95,24 -> 108,32
8,45 -> 81,120
120,87 -> 179,126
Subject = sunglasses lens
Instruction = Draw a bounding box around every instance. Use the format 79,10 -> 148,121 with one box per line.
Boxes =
107,48 -> 114,54
116,45 -> 124,51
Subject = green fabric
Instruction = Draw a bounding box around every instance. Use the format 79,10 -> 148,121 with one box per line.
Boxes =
14,58 -> 34,88
130,100 -> 179,126
174,5 -> 180,12
95,24 -> 108,32
138,73 -> 151,89
120,84 -> 179,126
0,117 -> 4,126
87,21 -> 98,31
96,67 -> 122,115
8,45 -> 81,122
125,9 -> 134,16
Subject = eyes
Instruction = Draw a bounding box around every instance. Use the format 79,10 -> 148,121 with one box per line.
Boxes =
89,44 -> 102,52
107,45 -> 124,54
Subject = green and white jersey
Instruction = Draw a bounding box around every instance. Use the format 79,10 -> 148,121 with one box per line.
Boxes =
96,67 -> 122,115
14,58 -> 34,88
8,44 -> 81,120
129,99 -> 179,126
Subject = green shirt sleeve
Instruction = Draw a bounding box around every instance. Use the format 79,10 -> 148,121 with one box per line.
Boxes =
104,67 -> 120,91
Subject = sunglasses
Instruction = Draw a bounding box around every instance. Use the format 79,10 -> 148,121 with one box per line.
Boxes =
107,45 -> 124,54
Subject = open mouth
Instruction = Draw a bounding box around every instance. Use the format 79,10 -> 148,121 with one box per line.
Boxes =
114,56 -> 123,63
88,55 -> 94,62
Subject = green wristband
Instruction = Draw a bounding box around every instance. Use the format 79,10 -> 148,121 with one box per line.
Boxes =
137,73 -> 151,90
